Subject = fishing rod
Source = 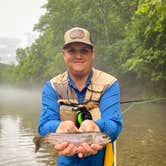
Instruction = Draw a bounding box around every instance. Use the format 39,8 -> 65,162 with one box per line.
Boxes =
120,99 -> 153,104
122,97 -> 166,114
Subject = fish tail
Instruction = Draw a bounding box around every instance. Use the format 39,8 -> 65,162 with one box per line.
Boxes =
33,136 -> 42,152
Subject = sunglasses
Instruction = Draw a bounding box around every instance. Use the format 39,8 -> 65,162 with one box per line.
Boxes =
66,47 -> 92,55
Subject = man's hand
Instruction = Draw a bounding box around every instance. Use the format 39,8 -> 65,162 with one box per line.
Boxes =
78,120 -> 104,158
56,120 -> 78,133
54,121 -> 78,156
77,143 -> 103,158
54,142 -> 78,156
54,120 -> 104,157
79,120 -> 100,132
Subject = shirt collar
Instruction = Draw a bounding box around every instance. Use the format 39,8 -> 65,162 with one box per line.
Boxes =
67,70 -> 93,91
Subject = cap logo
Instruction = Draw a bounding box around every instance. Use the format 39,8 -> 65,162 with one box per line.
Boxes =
70,29 -> 84,39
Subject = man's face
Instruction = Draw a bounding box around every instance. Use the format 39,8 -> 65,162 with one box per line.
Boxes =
62,42 -> 94,77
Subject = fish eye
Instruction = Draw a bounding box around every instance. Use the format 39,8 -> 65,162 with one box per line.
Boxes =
102,135 -> 108,139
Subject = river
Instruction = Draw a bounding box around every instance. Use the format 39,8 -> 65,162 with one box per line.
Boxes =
0,87 -> 166,166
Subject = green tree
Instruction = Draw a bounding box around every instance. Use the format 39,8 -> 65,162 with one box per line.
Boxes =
121,0 -> 166,81
2,0 -> 165,95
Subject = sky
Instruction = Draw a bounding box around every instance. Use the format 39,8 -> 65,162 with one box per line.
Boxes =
0,0 -> 46,64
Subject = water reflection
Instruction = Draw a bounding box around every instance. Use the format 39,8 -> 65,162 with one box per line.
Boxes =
0,115 -> 38,165
0,87 -> 57,166
0,114 -> 57,166
0,87 -> 166,166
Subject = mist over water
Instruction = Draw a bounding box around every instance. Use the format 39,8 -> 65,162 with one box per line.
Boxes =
0,86 -> 41,107
0,86 -> 166,166
0,86 -> 58,165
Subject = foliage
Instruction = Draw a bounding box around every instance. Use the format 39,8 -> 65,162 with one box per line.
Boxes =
0,63 -> 8,83
121,0 -> 166,82
1,0 -> 166,95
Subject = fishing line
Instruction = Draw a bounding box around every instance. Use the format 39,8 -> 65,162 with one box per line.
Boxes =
122,97 -> 166,115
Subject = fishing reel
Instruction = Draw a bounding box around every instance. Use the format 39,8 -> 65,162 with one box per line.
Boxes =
72,106 -> 92,128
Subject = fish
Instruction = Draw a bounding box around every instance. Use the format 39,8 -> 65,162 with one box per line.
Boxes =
33,131 -> 111,152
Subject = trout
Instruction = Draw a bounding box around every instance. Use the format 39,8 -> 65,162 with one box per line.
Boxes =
33,131 -> 111,152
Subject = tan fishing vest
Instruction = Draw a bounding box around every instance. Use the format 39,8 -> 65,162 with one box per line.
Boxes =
50,68 -> 117,124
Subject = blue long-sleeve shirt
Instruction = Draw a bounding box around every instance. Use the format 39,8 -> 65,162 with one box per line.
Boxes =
38,75 -> 123,166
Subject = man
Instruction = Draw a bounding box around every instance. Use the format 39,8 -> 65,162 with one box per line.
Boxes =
38,27 -> 122,166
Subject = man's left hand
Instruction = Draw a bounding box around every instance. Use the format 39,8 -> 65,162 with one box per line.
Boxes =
77,120 -> 104,158
79,120 -> 100,132
77,143 -> 103,158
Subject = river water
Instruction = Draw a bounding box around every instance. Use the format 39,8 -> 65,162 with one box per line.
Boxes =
0,87 -> 166,166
